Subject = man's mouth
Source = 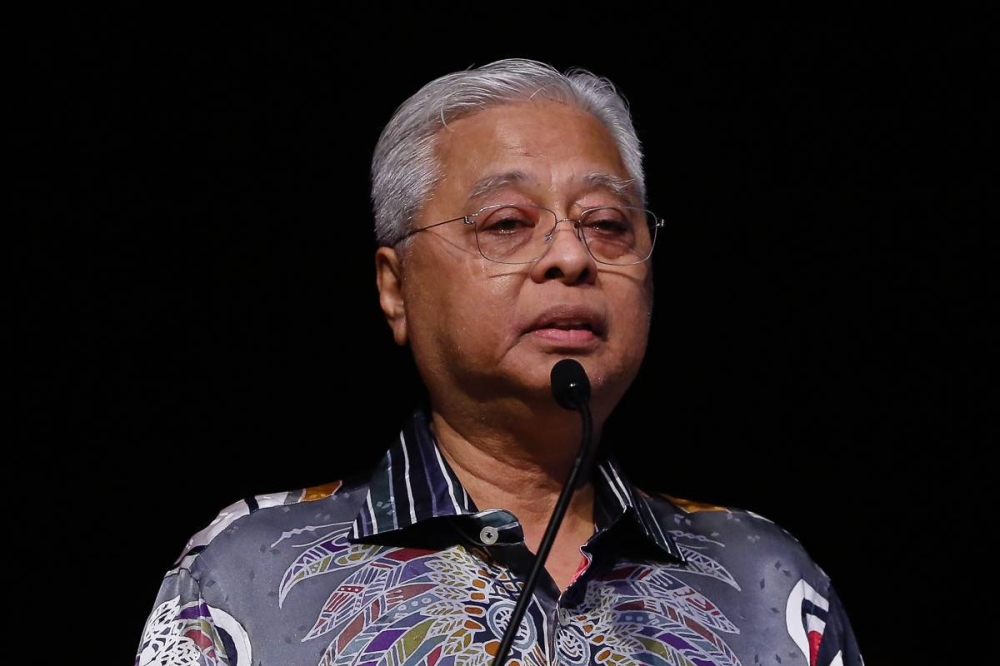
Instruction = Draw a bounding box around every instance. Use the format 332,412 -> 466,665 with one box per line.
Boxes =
525,307 -> 606,344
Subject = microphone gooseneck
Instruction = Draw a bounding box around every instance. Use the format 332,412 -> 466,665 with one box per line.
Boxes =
491,359 -> 596,666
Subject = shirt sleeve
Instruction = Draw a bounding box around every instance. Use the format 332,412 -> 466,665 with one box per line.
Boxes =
814,582 -> 865,666
134,566 -> 233,666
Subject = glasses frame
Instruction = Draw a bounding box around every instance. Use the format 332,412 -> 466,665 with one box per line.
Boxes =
397,202 -> 664,266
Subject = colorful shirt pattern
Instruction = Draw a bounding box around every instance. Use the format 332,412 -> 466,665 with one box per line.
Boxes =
135,411 -> 864,666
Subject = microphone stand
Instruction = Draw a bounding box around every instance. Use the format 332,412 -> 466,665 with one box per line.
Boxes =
491,401 -> 594,666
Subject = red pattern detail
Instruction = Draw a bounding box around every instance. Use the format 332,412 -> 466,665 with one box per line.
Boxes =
324,586 -> 363,613
338,613 -> 367,651
685,615 -> 714,642
570,553 -> 590,584
184,628 -> 214,653
384,548 -> 434,562
807,630 -> 823,666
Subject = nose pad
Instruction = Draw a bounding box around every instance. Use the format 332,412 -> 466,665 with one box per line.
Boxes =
543,218 -> 584,244
532,216 -> 597,282
536,218 -> 595,272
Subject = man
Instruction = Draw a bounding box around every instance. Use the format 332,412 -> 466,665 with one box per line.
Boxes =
135,58 -> 864,666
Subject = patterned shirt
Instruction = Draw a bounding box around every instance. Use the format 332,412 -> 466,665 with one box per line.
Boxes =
135,410 -> 864,666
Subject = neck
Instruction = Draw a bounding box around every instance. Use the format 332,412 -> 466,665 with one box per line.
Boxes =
431,400 -> 599,483
428,403 -> 600,558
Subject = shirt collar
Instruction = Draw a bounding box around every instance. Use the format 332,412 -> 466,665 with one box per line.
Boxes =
591,454 -> 687,563
350,410 -> 474,540
351,410 -> 685,564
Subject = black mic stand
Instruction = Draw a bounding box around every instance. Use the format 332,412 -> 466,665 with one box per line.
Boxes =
491,360 -> 595,666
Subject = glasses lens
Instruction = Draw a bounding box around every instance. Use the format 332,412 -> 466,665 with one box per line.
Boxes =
579,207 -> 658,265
472,204 -> 555,263
471,204 -> 659,265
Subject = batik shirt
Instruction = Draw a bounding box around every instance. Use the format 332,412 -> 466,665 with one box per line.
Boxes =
135,410 -> 864,666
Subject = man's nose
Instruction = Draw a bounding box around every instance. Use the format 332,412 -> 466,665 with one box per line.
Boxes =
530,218 -> 597,284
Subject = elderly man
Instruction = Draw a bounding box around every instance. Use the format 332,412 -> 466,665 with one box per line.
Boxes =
135,58 -> 864,666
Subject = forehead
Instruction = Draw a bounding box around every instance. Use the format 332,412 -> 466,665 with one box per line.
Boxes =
430,100 -> 634,206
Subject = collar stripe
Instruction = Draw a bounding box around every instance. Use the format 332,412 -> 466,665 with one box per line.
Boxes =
400,431 -> 418,526
387,439 -> 400,532
599,463 -> 629,508
413,422 -> 442,516
365,482 -> 378,534
431,437 -> 465,514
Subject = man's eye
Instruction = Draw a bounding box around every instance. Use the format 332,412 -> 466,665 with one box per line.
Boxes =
491,218 -> 529,233
585,218 -> 630,235
480,210 -> 535,235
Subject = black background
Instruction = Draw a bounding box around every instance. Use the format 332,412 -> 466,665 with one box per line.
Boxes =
14,6 -> 992,664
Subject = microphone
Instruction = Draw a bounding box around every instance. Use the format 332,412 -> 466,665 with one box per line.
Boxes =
551,357 -> 591,411
550,359 -> 596,489
492,359 -> 596,666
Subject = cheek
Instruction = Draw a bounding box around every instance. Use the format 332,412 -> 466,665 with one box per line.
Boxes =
408,270 -> 519,356
615,283 -> 654,356
457,276 -> 522,347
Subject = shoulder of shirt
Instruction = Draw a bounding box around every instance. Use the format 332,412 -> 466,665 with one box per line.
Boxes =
648,490 -> 788,528
171,474 -> 369,571
644,490 -> 829,578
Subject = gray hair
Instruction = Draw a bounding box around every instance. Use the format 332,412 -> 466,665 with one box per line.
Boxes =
371,58 -> 647,247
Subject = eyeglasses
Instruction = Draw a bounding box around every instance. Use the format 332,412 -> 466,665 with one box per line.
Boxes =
397,203 -> 664,266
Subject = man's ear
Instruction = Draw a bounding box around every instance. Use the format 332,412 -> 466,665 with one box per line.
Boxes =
375,246 -> 408,346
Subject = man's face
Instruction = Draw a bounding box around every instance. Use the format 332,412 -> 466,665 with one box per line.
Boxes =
376,100 -> 654,419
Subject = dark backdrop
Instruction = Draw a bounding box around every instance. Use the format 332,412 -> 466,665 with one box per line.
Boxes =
15,7 -> 991,664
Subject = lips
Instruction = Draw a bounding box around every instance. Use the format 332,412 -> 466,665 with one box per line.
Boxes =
524,305 -> 607,339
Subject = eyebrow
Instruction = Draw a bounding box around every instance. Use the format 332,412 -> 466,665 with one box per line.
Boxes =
467,171 -> 641,207
467,171 -> 535,204
583,172 -> 641,206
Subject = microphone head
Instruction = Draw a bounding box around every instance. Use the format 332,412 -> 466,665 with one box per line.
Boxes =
550,359 -> 591,411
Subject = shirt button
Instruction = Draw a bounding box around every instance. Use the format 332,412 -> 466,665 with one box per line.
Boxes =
479,526 -> 499,545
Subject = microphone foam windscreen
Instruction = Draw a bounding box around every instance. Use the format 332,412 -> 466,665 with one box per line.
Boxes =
550,359 -> 591,410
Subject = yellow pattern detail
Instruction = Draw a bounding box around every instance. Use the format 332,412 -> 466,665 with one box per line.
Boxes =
661,493 -> 730,514
302,480 -> 343,501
